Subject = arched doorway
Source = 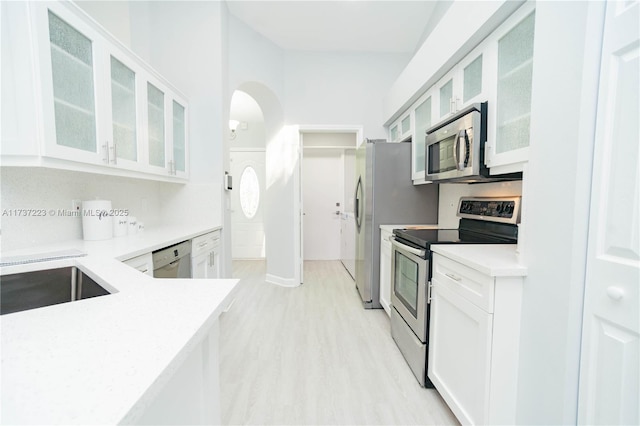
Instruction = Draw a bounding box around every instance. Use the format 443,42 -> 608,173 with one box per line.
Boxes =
229,90 -> 266,259
226,82 -> 300,286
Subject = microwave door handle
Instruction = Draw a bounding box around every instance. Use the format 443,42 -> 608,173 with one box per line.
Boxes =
456,130 -> 468,170
453,132 -> 460,170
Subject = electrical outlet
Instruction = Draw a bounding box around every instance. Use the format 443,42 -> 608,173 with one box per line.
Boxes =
72,199 -> 82,211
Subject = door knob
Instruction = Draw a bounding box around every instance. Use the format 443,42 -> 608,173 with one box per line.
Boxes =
335,211 -> 341,215
606,286 -> 624,300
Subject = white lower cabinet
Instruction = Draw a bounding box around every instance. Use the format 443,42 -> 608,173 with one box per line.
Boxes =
123,252 -> 153,277
379,228 -> 392,316
191,231 -> 221,279
428,252 -> 523,425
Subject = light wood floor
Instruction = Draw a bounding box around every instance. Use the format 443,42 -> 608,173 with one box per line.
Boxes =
219,260 -> 459,425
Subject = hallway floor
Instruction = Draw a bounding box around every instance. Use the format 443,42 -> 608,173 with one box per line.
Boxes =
219,260 -> 458,425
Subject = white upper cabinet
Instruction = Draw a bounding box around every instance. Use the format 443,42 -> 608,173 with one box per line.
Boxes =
35,5 -> 106,165
107,51 -> 144,170
388,1 -> 536,182
411,91 -> 433,183
146,80 -> 167,171
485,3 -> 536,174
5,1 -> 189,181
389,111 -> 412,142
434,47 -> 488,121
171,98 -> 189,178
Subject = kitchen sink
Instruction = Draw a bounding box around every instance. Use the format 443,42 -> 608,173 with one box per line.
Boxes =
1,267 -> 111,315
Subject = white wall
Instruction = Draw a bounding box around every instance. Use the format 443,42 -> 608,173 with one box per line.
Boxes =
285,51 -> 410,139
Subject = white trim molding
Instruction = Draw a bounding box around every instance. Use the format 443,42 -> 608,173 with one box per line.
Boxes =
266,273 -> 300,288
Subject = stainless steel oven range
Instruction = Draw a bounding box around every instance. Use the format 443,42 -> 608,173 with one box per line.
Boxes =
389,196 -> 521,387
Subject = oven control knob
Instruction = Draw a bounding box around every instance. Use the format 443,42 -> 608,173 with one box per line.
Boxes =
503,203 -> 514,216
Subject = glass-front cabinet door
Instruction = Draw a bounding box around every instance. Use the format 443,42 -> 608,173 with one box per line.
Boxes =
485,3 -> 536,173
146,82 -> 166,171
171,100 -> 188,177
462,54 -> 483,104
35,4 -> 105,164
438,78 -> 454,119
496,12 -> 535,154
108,54 -> 141,168
412,94 -> 432,182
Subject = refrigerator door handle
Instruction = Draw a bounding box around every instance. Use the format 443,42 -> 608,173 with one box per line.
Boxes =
354,176 -> 363,232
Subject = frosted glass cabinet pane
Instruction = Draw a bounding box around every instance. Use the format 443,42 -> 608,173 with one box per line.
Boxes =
111,56 -> 137,161
463,55 -> 483,103
48,11 -> 96,152
147,83 -> 165,168
496,12 -> 535,154
414,97 -> 432,175
390,125 -> 398,141
401,115 -> 411,135
173,101 -> 186,173
439,79 -> 453,117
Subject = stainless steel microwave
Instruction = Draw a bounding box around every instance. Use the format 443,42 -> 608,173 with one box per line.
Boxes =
424,102 -> 521,183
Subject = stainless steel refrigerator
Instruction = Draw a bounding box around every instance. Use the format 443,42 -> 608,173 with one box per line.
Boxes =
354,139 -> 439,308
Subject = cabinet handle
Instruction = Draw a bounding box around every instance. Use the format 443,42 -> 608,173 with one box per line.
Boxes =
103,143 -> 110,164
445,272 -> 462,282
110,143 -> 117,165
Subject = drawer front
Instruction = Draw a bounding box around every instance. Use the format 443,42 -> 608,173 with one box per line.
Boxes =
432,253 -> 495,312
191,231 -> 220,257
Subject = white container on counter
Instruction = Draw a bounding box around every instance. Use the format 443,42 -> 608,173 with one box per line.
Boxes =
113,216 -> 128,237
82,200 -> 113,241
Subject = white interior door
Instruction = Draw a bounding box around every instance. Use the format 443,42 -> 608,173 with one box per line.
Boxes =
230,150 -> 266,259
303,149 -> 343,260
578,2 -> 640,424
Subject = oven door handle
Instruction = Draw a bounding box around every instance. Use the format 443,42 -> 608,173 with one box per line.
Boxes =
390,236 -> 426,258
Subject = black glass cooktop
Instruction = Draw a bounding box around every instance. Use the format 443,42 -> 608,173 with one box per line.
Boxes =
393,219 -> 518,250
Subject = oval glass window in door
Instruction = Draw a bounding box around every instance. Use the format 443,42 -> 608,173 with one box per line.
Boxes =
239,165 -> 260,219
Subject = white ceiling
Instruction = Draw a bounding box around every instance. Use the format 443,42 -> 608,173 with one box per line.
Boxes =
226,1 -> 440,54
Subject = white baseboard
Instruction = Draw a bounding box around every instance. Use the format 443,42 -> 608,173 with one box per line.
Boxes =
266,273 -> 300,288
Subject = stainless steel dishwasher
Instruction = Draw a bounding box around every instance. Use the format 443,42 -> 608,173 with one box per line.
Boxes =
152,240 -> 192,278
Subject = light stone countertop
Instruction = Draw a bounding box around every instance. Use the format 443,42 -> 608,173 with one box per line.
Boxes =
431,244 -> 527,277
0,225 -> 238,424
379,224 -> 439,232
1,224 -> 223,267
